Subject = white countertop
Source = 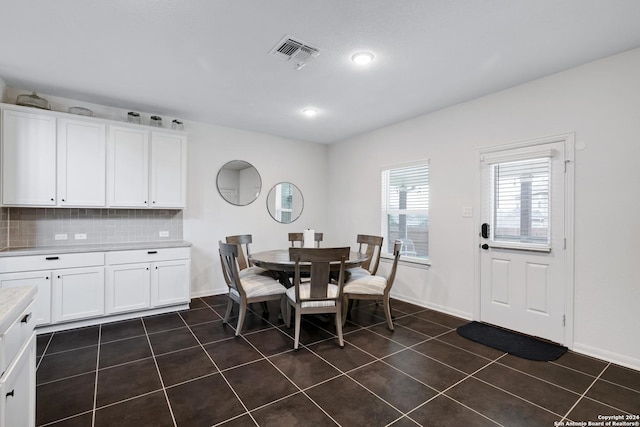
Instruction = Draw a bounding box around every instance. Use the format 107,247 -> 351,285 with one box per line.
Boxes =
0,286 -> 37,334
0,240 -> 192,258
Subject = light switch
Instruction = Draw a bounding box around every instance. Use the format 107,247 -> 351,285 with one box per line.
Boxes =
462,206 -> 473,218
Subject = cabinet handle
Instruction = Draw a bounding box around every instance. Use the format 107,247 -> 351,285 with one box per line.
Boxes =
21,312 -> 32,324
45,256 -> 59,260
147,251 -> 158,254
50,198 -> 54,201
146,267 -> 149,270
57,275 -> 61,279
6,389 -> 14,398
152,201 -> 156,204
62,198 -> 66,202
45,276 -> 49,280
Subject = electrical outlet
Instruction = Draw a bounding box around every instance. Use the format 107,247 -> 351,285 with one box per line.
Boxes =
55,233 -> 68,240
74,233 -> 87,240
159,231 -> 170,237
462,206 -> 473,218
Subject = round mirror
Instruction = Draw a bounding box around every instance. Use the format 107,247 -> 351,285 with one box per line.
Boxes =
266,182 -> 304,223
216,160 -> 262,206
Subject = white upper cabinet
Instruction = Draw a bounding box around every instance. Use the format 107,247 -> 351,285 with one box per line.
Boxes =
107,125 -> 150,208
1,105 -> 186,209
57,118 -> 106,206
150,132 -> 187,208
1,109 -> 57,206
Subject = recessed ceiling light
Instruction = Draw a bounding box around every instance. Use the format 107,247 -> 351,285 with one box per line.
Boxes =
302,108 -> 318,117
351,51 -> 374,65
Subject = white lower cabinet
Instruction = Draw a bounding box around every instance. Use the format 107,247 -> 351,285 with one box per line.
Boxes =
0,245 -> 190,329
105,248 -> 190,314
105,264 -> 151,314
52,267 -> 105,323
0,298 -> 36,427
152,259 -> 191,307
0,273 -> 51,326
1,334 -> 36,427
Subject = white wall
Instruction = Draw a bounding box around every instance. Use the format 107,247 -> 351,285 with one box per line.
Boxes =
327,48 -> 640,370
183,121 -> 330,297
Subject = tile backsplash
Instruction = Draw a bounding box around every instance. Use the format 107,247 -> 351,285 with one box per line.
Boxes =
3,208 -> 183,248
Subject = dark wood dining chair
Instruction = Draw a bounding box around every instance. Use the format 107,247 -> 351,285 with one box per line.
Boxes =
288,232 -> 324,247
284,247 -> 350,350
226,234 -> 269,277
347,234 -> 384,281
342,240 -> 402,331
219,241 -> 286,336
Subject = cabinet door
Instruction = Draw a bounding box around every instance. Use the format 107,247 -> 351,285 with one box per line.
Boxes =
150,132 -> 186,208
57,118 -> 106,206
0,334 -> 36,427
151,260 -> 190,307
0,272 -> 51,326
1,109 -> 56,206
52,267 -> 105,323
107,126 -> 149,207
105,264 -> 151,314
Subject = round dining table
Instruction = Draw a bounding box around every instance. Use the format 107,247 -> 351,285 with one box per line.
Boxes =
250,249 -> 367,272
249,249 -> 368,286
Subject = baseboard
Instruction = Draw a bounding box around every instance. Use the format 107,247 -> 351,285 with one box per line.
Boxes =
389,292 -> 472,321
572,342 -> 640,372
190,288 -> 228,298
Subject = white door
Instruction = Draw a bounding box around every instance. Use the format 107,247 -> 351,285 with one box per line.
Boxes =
52,267 -> 105,323
1,109 -> 57,206
0,272 -> 52,326
105,263 -> 151,314
57,118 -> 106,206
478,135 -> 573,344
107,126 -> 149,207
151,260 -> 190,307
150,132 -> 186,208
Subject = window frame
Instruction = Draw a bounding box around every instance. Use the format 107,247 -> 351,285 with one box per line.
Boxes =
380,159 -> 430,265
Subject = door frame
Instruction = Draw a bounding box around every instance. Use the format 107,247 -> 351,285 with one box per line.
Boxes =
473,133 -> 575,348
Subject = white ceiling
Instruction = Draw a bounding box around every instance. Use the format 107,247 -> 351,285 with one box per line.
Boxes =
1,1 -> 640,144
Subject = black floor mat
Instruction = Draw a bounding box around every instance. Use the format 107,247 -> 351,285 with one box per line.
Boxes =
456,321 -> 568,361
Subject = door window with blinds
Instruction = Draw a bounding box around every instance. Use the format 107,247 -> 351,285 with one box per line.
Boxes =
380,161 -> 429,261
489,157 -> 551,249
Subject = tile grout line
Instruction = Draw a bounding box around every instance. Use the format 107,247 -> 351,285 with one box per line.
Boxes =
560,362 -> 611,423
91,325 -> 102,427
179,310 -> 261,427
140,316 -> 179,427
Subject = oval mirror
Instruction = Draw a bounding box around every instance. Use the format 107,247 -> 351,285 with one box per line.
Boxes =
216,160 -> 262,206
266,182 -> 304,223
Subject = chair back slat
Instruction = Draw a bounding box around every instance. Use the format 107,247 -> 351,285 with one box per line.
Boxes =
386,240 -> 403,291
226,234 -> 254,270
356,234 -> 383,275
219,241 -> 243,296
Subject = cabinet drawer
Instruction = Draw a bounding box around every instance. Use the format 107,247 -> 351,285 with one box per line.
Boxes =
0,303 -> 34,377
0,252 -> 104,273
106,247 -> 190,265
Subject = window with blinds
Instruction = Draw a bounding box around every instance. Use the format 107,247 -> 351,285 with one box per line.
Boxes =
380,161 -> 429,260
492,157 -> 550,245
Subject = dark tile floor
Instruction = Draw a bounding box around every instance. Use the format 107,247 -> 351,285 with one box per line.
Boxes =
36,295 -> 640,426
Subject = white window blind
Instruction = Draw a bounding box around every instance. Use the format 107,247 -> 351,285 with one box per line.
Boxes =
492,157 -> 550,246
380,162 -> 429,260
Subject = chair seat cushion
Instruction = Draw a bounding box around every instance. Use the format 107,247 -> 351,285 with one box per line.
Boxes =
346,267 -> 371,281
343,275 -> 387,296
230,274 -> 286,299
238,266 -> 270,279
286,283 -> 339,308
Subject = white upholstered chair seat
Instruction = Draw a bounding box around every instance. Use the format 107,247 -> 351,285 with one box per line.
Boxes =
238,266 -> 269,279
230,274 -> 286,299
286,283 -> 339,308
343,275 -> 387,296
346,266 -> 372,282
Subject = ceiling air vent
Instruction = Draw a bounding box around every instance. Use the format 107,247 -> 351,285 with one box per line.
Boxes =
269,35 -> 321,70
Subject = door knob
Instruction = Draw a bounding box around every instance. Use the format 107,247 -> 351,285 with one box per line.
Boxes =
481,244 -> 489,250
